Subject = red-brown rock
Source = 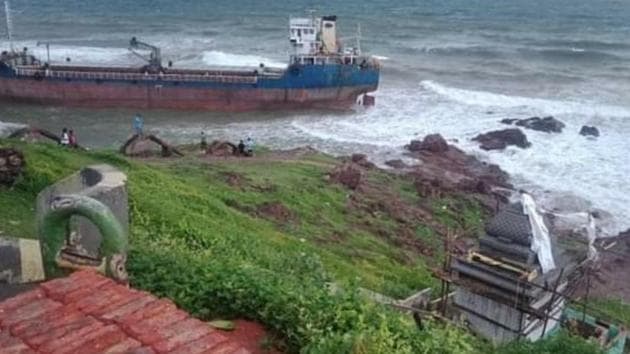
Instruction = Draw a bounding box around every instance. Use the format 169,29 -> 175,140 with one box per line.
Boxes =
419,134 -> 449,153
328,163 -> 363,190
351,153 -> 375,168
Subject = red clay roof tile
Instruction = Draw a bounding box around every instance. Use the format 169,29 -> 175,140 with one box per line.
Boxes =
0,270 -> 252,354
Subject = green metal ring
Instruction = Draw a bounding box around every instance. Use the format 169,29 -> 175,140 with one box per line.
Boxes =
40,194 -> 128,282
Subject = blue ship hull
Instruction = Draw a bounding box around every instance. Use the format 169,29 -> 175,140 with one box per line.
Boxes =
0,60 -> 380,111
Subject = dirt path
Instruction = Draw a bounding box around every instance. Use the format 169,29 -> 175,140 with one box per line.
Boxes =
200,149 -> 338,169
587,232 -> 630,301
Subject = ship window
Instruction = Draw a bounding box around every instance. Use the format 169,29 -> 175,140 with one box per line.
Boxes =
325,23 -> 333,28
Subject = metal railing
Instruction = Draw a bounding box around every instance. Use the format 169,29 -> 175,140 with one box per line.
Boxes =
14,67 -> 260,84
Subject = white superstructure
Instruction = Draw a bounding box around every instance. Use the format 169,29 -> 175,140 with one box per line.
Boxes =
289,14 -> 341,56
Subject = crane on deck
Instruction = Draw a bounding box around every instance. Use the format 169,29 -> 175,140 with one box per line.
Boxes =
128,37 -> 162,72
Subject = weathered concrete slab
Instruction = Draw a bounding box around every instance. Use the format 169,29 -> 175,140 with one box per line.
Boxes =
0,237 -> 44,284
0,237 -> 21,283
454,287 -> 563,344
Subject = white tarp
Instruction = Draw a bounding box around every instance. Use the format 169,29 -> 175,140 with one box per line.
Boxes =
586,213 -> 599,262
522,193 -> 556,273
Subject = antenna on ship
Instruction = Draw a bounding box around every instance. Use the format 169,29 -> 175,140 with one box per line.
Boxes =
356,23 -> 362,54
4,0 -> 14,52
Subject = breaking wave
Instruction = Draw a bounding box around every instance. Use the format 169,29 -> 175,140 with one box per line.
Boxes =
420,80 -> 630,118
518,47 -> 623,62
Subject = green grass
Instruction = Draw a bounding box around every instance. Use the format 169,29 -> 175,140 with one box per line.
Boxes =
587,298 -> 630,328
158,156 -> 441,299
0,139 -> 604,353
496,330 -> 603,354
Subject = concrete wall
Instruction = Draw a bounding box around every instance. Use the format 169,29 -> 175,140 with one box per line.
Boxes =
36,164 -> 128,260
454,287 -> 563,344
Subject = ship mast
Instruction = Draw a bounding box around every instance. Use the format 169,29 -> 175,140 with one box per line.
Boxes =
4,1 -> 14,52
356,23 -> 362,55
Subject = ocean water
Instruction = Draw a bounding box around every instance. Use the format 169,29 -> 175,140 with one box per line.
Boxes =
1,0 -> 629,236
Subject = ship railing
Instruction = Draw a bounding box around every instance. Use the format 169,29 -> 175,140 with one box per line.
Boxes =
289,54 -> 379,68
14,67 -> 259,84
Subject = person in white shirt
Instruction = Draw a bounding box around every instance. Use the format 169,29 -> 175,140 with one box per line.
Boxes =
244,137 -> 254,156
60,128 -> 70,146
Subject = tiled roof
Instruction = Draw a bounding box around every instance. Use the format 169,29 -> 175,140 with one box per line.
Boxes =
0,270 -> 251,354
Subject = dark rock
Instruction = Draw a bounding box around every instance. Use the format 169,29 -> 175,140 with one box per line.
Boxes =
478,138 -> 507,151
206,140 -> 238,156
0,148 -> 25,187
121,134 -> 184,157
404,135 -> 513,212
579,125 -> 600,137
385,159 -> 407,169
514,116 -> 565,133
419,134 -> 449,153
500,118 -> 518,125
329,163 -> 363,190
454,177 -> 495,198
351,153 -> 375,168
406,134 -> 449,153
473,128 -> 531,150
406,140 -> 424,152
8,127 -> 61,144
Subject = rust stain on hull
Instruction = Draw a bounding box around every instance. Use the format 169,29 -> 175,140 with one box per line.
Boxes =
0,78 -> 376,112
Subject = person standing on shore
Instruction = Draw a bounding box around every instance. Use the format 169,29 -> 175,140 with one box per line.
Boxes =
133,114 -> 144,136
60,128 -> 70,147
245,136 -> 254,157
68,129 -> 77,148
238,140 -> 245,155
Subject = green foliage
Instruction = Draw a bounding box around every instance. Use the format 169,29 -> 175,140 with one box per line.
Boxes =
2,140 -> 487,353
129,245 -> 477,353
496,330 -> 603,354
0,140 -> 98,238
588,298 -> 630,327
432,197 -> 485,237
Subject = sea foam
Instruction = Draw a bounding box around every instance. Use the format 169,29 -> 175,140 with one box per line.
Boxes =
287,81 -> 630,237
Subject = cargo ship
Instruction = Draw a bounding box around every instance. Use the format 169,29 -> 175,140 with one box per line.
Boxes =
0,3 -> 379,111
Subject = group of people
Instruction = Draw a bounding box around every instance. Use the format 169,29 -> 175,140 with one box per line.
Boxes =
199,131 -> 255,157
237,137 -> 255,156
58,113 -> 256,156
59,128 -> 78,148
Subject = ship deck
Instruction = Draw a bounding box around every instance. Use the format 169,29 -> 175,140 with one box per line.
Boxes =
11,65 -> 286,84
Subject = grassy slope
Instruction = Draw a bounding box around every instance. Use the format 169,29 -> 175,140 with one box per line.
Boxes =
0,142 -> 434,296
0,140 -> 602,353
588,298 -> 630,328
